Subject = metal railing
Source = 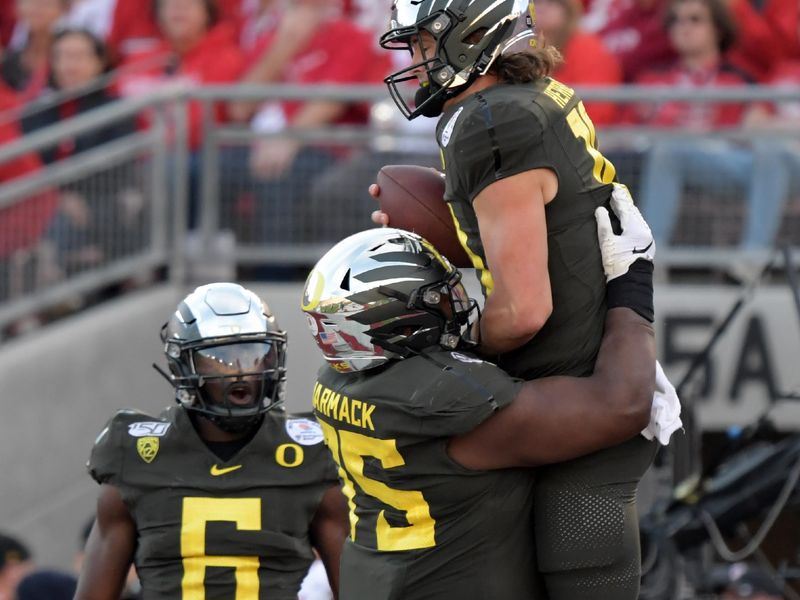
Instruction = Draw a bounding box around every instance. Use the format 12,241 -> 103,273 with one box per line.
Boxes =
0,89 -> 189,329
1,83 -> 799,330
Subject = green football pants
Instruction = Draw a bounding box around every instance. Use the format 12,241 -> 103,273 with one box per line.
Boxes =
534,435 -> 659,600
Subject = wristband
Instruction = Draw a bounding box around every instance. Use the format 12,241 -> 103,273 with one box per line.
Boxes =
606,259 -> 654,322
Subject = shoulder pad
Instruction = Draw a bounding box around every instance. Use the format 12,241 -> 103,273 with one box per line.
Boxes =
87,409 -> 163,484
442,94 -> 546,203
396,351 -> 522,438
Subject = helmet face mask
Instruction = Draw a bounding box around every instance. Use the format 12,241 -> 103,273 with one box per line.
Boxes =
381,12 -> 460,120
381,0 -> 538,119
302,229 -> 479,374
160,284 -> 288,433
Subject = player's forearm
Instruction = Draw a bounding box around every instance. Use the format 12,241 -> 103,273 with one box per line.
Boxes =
74,573 -> 129,600
500,308 -> 654,466
76,486 -> 137,600
478,289 -> 551,355
449,308 -> 653,470
310,486 -> 348,599
593,307 -> 655,431
74,543 -> 133,600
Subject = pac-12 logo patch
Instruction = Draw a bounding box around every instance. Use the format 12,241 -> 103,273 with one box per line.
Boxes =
128,422 -> 171,437
440,106 -> 464,148
137,437 -> 159,463
285,418 -> 324,446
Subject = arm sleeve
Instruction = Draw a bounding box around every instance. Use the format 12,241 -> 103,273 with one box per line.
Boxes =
446,101 -> 550,203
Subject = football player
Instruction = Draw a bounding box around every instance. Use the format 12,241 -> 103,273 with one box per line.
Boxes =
372,1 -> 658,597
75,283 -> 347,600
301,198 -> 658,599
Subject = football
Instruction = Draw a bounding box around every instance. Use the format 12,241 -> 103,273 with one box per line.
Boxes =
376,165 -> 471,268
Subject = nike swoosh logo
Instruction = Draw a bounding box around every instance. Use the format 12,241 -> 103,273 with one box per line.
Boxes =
632,242 -> 654,255
210,464 -> 242,476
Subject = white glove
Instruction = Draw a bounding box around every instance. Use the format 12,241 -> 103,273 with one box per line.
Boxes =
641,361 -> 683,445
595,183 -> 656,282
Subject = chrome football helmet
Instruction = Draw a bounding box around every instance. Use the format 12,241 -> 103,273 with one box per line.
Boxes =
157,283 -> 287,432
381,0 -> 538,119
302,228 -> 477,374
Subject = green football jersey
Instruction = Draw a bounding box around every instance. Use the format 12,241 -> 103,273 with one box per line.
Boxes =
313,350 -> 545,600
437,78 -> 613,380
88,406 -> 338,600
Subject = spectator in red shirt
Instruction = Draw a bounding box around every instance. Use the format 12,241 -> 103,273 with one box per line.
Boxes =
66,0 -> 245,63
752,62 -> 800,125
21,29 -> 140,273
65,0 -> 160,62
536,0 -> 623,126
722,0 -> 800,82
228,0 -> 328,123
222,0 -> 388,244
246,15 -> 381,179
22,29 -> 135,164
117,0 -> 246,150
633,0 -> 758,245
764,0 -> 799,61
342,0 -> 389,35
629,0 -> 750,129
0,0 -> 16,47
1,0 -> 69,100
117,0 -> 245,227
0,82 -> 59,300
582,0 -> 674,81
594,0 -> 795,82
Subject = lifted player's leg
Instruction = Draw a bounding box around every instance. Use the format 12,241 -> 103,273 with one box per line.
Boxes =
534,436 -> 658,600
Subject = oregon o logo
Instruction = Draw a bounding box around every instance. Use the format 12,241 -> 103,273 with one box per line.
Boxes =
275,443 -> 304,468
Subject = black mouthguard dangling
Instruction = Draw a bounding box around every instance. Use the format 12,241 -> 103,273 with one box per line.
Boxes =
415,85 -> 448,118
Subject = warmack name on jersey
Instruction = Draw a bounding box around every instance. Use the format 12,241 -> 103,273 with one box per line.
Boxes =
312,382 -> 376,431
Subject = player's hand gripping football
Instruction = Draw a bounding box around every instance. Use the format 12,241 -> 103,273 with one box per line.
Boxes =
595,183 -> 655,282
369,184 -> 390,226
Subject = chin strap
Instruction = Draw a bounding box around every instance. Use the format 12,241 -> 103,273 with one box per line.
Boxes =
153,362 -> 176,386
415,65 -> 484,119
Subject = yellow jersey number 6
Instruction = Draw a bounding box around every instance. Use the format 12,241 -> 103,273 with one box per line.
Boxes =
566,101 -> 617,185
181,497 -> 261,600
319,421 -> 436,552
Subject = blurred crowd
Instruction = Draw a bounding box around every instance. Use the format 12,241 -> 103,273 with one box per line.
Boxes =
0,0 -> 798,311
0,527 -> 791,600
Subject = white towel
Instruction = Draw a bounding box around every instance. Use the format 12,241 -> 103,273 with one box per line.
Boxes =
641,361 -> 683,445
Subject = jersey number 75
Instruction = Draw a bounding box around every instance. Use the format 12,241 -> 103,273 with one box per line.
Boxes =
319,421 -> 436,552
